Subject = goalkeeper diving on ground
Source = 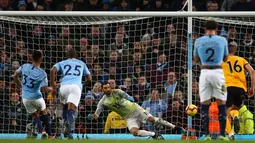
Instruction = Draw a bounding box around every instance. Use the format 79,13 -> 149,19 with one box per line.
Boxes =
88,82 -> 184,140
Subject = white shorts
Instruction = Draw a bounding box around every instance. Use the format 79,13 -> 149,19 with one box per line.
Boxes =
59,84 -> 81,107
125,107 -> 152,130
23,98 -> 46,114
199,69 -> 227,102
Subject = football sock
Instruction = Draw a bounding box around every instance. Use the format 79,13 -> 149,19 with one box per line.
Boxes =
225,116 -> 232,134
218,104 -> 227,136
137,130 -> 155,137
154,118 -> 175,128
201,104 -> 210,136
33,117 -> 43,133
40,114 -> 52,136
63,104 -> 68,122
67,109 -> 75,136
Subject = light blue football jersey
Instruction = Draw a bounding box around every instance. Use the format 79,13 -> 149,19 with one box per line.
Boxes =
16,63 -> 48,99
54,58 -> 90,90
194,35 -> 228,66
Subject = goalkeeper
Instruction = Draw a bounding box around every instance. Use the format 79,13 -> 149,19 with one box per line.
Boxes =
89,82 -> 183,140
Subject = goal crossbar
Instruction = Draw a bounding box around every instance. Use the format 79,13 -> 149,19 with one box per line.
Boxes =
0,11 -> 255,17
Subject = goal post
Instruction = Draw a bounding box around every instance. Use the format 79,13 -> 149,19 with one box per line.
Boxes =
1,11 -> 255,140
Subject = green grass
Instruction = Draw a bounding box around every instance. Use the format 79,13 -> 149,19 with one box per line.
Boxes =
1,140 -> 255,143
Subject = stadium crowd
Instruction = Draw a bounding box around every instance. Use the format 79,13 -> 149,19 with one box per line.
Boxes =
0,0 -> 255,137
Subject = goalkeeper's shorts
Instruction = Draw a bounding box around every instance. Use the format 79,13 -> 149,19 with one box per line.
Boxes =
125,107 -> 152,130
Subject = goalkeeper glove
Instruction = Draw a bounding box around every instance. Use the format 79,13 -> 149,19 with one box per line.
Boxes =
88,114 -> 93,120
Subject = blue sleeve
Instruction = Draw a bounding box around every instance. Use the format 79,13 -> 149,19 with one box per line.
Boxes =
223,38 -> 229,56
54,63 -> 61,72
16,65 -> 22,74
40,73 -> 48,87
161,101 -> 167,112
141,101 -> 147,109
194,40 -> 199,57
83,63 -> 91,75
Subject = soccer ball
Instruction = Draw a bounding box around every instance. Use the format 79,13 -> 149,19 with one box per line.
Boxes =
185,104 -> 198,116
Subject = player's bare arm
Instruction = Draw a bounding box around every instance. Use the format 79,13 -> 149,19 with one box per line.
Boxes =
41,86 -> 53,93
50,66 -> 57,91
193,56 -> 200,64
245,63 -> 255,97
84,74 -> 93,87
86,74 -> 92,81
13,71 -> 22,89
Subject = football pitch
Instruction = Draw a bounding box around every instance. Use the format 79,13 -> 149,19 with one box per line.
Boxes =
1,140 -> 255,143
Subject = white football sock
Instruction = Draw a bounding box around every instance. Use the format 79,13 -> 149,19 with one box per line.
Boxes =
137,130 -> 155,137
154,118 -> 175,128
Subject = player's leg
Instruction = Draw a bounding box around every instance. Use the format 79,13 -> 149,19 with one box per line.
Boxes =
199,70 -> 212,140
55,102 -> 64,138
36,98 -> 52,138
215,98 -> 228,140
59,85 -> 72,138
126,117 -> 156,138
65,84 -> 81,138
147,116 -> 175,129
134,107 -> 175,129
212,69 -> 228,140
226,87 -> 234,138
230,88 -> 245,134
31,112 -> 43,134
23,99 -> 43,136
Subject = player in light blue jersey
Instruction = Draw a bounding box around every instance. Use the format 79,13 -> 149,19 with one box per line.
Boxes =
13,50 -> 53,139
50,49 -> 92,139
194,20 -> 229,140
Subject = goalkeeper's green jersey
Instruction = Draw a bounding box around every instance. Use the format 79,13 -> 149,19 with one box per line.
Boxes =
95,89 -> 139,118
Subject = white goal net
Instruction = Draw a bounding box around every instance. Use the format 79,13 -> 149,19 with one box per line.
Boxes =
0,12 -> 254,138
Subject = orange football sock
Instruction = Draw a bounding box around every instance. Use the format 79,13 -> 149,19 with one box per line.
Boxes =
225,116 -> 232,134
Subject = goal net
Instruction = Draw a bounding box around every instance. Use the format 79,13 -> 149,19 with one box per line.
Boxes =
0,13 -> 254,138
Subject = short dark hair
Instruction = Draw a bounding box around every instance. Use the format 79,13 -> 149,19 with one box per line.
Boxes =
204,20 -> 218,30
66,48 -> 77,58
32,50 -> 43,62
103,81 -> 109,86
153,34 -> 159,39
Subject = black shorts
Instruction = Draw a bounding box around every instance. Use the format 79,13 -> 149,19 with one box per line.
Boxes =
226,87 -> 245,108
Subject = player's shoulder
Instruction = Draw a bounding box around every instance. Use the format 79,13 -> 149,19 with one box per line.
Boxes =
21,63 -> 32,68
73,58 -> 85,65
195,36 -> 204,42
230,55 -> 245,61
65,58 -> 84,65
57,59 -> 69,65
114,89 -> 124,93
37,67 -> 47,77
197,35 -> 225,41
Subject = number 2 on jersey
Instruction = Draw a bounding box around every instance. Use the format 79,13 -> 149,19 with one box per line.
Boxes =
227,60 -> 242,73
64,65 -> 81,76
205,48 -> 215,62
